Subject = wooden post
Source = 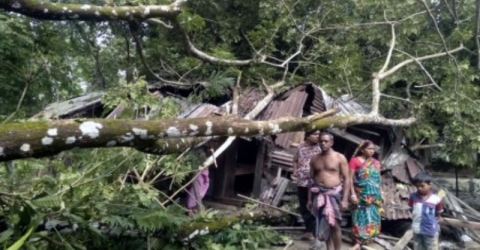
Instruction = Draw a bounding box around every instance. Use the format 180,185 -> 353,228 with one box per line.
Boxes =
252,141 -> 266,198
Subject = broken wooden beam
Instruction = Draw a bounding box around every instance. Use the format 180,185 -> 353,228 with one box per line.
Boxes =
440,217 -> 480,230
392,229 -> 413,250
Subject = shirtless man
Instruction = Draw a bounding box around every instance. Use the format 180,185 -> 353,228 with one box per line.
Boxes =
307,132 -> 350,250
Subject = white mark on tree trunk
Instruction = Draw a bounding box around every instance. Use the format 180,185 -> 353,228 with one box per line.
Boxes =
132,128 -> 148,139
80,5 -> 91,10
95,11 -> 100,16
189,124 -> 199,131
47,128 -> 58,136
0,147 -> 4,156
107,140 -> 117,146
65,136 -> 76,144
20,144 -> 30,152
143,7 -> 151,17
112,10 -> 118,16
79,121 -> 103,139
227,128 -> 234,134
199,227 -> 209,236
188,229 -> 200,239
166,127 -> 181,137
205,121 -> 213,135
245,127 -> 249,133
270,123 -> 282,134
44,9 -> 48,13
121,132 -> 134,142
42,137 -> 54,145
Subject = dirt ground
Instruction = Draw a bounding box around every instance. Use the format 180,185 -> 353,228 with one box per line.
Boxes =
266,231 -> 385,250
265,230 -> 480,250
269,240 -> 384,250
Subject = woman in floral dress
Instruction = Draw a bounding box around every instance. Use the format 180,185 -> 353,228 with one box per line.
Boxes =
348,140 -> 383,250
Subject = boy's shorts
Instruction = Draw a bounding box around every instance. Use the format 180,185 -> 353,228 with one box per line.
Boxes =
412,233 -> 439,250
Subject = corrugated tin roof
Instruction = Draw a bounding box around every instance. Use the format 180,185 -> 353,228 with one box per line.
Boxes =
316,85 -> 370,116
33,91 -> 104,119
177,102 -> 220,119
238,87 -> 266,117
259,85 -> 309,149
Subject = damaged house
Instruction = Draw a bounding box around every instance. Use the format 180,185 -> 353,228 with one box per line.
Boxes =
34,83 -> 480,248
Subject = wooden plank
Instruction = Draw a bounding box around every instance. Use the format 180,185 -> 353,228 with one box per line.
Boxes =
271,177 -> 290,206
252,141 -> 266,198
392,229 -> 413,250
406,158 -> 420,180
440,217 -> 480,230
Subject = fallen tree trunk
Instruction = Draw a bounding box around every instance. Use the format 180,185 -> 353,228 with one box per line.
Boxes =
37,207 -> 285,241
0,0 -> 186,21
176,208 -> 284,240
0,111 -> 416,162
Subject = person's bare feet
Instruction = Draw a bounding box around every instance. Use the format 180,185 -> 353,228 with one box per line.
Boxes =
300,232 -> 315,241
349,243 -> 361,250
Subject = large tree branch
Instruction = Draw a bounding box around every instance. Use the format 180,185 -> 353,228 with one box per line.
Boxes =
371,23 -> 396,115
0,0 -> 187,21
0,112 -> 416,162
172,19 -> 254,66
378,44 -> 464,80
370,24 -> 464,115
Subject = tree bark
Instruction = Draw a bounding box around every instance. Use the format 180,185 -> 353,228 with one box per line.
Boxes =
0,0 -> 186,21
176,208 -> 284,240
38,207 -> 284,240
0,111 -> 416,162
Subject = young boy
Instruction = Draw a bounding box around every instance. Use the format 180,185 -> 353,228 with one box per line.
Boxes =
408,172 -> 443,250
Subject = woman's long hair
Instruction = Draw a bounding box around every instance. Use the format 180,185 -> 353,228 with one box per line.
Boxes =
352,140 -> 374,158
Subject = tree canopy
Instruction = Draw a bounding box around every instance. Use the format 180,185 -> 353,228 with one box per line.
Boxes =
1,0 -> 479,165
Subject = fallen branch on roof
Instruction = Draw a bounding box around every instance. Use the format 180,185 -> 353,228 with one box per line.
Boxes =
0,111 -> 416,162
0,0 -> 186,21
163,80 -> 283,203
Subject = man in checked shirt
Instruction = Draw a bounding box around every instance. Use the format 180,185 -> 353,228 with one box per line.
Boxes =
293,130 -> 321,241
